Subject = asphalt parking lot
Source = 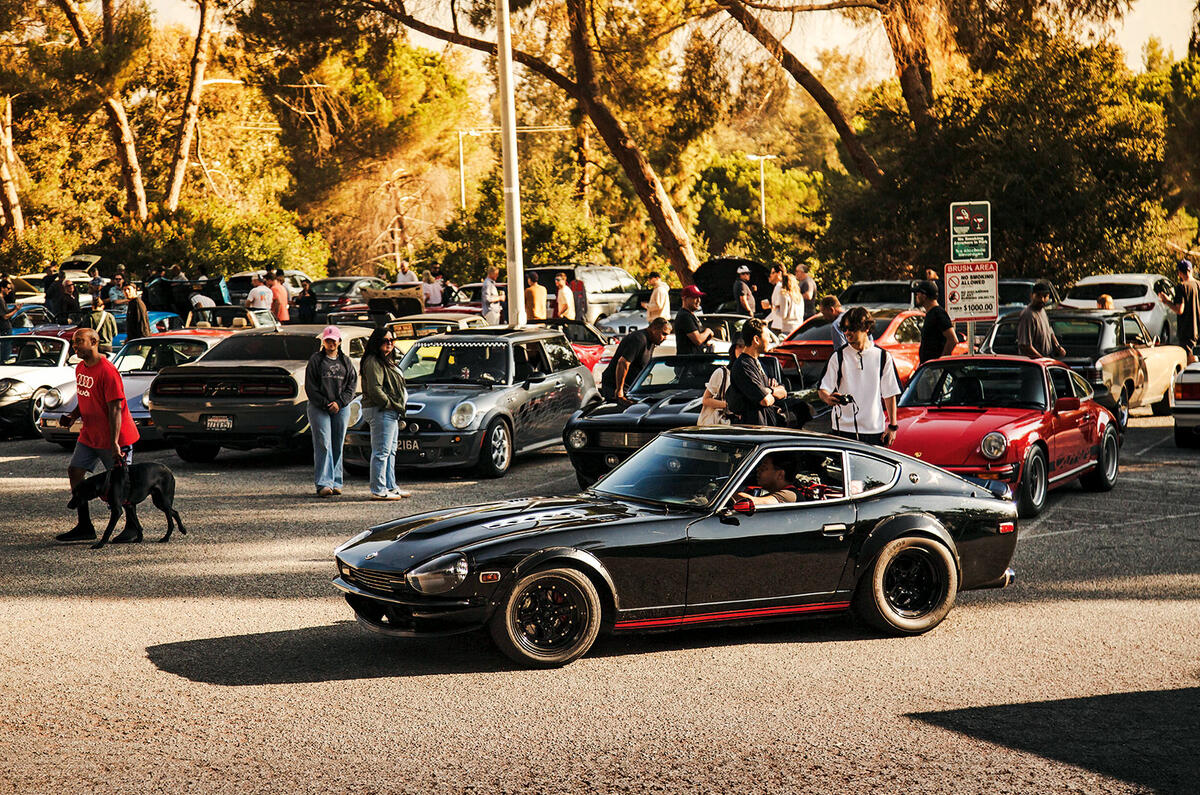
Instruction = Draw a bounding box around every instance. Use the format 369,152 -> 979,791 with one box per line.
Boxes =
1,417 -> 1197,794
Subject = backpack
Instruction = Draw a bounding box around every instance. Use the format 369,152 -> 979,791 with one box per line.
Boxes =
697,367 -> 731,426
826,343 -> 897,393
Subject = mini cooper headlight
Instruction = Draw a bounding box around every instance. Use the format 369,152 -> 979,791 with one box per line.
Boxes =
406,552 -> 469,594
566,428 -> 588,449
41,388 -> 62,409
980,432 -> 1008,460
450,401 -> 477,429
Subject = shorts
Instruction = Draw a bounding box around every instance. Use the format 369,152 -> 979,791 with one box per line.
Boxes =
70,442 -> 134,472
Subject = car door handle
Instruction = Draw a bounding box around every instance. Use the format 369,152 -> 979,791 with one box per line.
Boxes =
822,523 -> 848,537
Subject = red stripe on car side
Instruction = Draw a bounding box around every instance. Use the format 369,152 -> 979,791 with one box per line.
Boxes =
613,600 -> 851,630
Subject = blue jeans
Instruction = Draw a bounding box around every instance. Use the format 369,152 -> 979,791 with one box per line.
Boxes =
308,403 -> 350,491
365,407 -> 399,496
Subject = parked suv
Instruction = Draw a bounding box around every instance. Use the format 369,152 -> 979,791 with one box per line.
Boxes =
1060,273 -> 1177,342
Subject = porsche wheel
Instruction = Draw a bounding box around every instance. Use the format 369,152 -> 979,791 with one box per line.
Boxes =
28,388 -> 48,433
489,567 -> 602,668
1081,426 -> 1119,491
176,442 -> 220,464
853,536 -> 957,635
1016,446 -> 1048,518
476,419 -> 512,479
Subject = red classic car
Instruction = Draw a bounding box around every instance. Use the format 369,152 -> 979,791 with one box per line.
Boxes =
532,318 -> 614,373
767,308 -> 968,390
891,355 -> 1120,518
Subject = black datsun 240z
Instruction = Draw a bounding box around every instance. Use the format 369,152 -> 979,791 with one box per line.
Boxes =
333,427 -> 1018,667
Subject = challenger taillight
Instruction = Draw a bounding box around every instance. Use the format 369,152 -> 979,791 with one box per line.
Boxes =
153,381 -> 204,396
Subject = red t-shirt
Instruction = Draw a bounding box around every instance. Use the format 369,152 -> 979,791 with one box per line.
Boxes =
270,283 -> 290,322
76,357 -> 139,450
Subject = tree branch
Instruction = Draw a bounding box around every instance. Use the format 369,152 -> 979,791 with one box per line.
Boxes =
741,0 -> 886,11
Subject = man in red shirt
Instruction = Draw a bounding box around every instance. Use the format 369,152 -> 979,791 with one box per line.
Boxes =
266,271 -> 290,323
54,328 -> 141,544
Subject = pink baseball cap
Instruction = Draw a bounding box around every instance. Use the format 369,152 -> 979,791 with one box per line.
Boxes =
320,326 -> 342,342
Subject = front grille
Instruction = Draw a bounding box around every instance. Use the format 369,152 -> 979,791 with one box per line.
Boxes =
400,418 -> 443,433
597,430 -> 655,449
342,564 -> 406,594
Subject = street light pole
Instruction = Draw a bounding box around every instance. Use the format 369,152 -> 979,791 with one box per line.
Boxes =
457,130 -> 467,211
746,154 -> 776,228
495,0 -> 526,327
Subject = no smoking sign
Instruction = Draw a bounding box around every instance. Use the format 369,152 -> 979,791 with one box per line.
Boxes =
944,262 -> 998,323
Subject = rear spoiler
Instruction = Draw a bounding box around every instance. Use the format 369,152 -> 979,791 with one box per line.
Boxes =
155,364 -> 296,378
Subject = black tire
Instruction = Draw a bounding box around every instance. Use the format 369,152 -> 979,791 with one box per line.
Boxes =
853,536 -> 958,635
488,567 -> 602,668
476,418 -> 512,478
1114,386 -> 1130,430
1151,370 -> 1180,417
1016,445 -> 1049,518
576,472 -> 594,490
1081,426 -> 1119,491
56,441 -> 75,452
1176,425 -> 1199,448
176,442 -> 220,463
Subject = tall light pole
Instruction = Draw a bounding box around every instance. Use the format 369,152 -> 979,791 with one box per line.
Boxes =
495,0 -> 526,327
746,154 -> 776,228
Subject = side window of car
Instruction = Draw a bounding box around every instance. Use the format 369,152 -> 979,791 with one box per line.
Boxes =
346,337 -> 366,358
1049,367 -> 1073,402
732,449 -> 847,506
894,317 -> 922,344
1155,278 -> 1173,296
1122,315 -> 1145,345
847,453 -> 899,496
1068,370 -> 1093,399
514,341 -> 551,379
543,337 -> 580,371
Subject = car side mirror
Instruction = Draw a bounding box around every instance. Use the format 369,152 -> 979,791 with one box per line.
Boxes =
524,371 -> 546,386
730,497 -> 756,516
1054,396 -> 1081,411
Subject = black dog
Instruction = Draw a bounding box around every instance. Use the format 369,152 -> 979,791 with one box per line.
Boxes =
67,463 -> 186,550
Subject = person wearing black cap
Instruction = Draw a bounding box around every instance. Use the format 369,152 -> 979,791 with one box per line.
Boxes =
912,280 -> 956,363
1159,259 -> 1199,364
733,265 -> 754,316
1017,281 -> 1066,360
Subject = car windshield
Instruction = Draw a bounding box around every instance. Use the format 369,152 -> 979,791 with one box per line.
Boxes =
618,289 -> 680,313
0,337 -> 66,366
593,434 -> 755,508
312,278 -> 359,296
399,340 -> 509,385
113,339 -> 208,372
1067,282 -> 1147,301
901,361 -> 1047,409
989,317 -> 1101,358
226,276 -> 252,293
840,283 -> 910,305
189,307 -> 253,328
787,315 -> 893,342
628,357 -> 729,396
999,282 -> 1035,305
202,334 -> 318,361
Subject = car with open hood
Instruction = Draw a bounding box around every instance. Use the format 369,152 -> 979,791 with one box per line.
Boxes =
333,426 -> 1018,667
146,325 -> 370,462
344,327 -> 599,478
890,355 -> 1120,517
0,335 -> 78,434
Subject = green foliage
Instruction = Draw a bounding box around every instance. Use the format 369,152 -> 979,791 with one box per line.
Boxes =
820,35 -> 1172,288
0,219 -> 83,273
1165,53 -> 1200,244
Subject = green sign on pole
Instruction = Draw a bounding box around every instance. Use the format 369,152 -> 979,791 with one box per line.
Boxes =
950,201 -> 991,262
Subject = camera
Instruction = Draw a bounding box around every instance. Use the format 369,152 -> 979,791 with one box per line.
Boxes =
833,393 -> 854,406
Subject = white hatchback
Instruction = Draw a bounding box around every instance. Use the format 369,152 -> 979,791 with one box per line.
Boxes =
1060,273 -> 1177,342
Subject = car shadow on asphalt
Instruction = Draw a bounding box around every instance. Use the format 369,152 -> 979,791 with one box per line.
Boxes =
908,686 -> 1200,793
145,617 -> 876,685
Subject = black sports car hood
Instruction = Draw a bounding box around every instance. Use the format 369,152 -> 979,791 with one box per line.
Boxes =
576,390 -> 703,424
337,494 -> 670,570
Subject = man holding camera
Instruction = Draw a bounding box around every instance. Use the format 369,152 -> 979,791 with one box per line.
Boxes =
818,306 -> 901,446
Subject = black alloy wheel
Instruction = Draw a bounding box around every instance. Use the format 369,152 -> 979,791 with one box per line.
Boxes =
1016,446 -> 1048,518
854,535 -> 958,635
1081,426 -> 1119,491
489,567 -> 602,667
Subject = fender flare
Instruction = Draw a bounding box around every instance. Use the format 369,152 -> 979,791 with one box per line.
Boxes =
510,546 -> 620,611
853,512 -> 960,582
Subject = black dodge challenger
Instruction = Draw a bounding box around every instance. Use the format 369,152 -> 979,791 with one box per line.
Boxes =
333,427 -> 1018,667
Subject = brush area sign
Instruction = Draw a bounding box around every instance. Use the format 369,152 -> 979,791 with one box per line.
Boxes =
950,201 -> 991,262
944,261 -> 998,323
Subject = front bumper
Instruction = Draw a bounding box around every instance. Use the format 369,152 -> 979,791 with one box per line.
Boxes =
942,462 -> 1020,484
565,447 -> 636,484
1173,404 -> 1200,430
334,577 -> 490,637
38,411 -> 162,444
345,426 -> 485,470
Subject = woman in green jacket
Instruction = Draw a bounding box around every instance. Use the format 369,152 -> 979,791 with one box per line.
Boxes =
360,326 -> 410,500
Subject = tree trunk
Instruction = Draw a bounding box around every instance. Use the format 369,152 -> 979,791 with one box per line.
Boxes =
718,0 -> 888,190
56,0 -> 149,222
574,116 -> 591,220
564,0 -> 700,279
880,0 -> 937,138
165,0 -> 215,213
0,96 -> 24,238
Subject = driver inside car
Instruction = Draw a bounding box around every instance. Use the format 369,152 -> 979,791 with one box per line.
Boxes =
735,454 -> 801,505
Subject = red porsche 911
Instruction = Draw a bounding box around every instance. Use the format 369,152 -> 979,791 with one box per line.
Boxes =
890,355 -> 1120,518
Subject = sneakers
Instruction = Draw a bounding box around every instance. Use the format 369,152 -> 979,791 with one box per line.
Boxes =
55,525 -> 97,544
390,488 -> 412,498
317,487 -> 334,498
371,491 -> 403,501
331,488 -> 342,495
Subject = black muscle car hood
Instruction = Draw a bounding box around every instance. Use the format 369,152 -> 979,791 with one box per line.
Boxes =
339,494 -> 670,570
577,390 -> 702,426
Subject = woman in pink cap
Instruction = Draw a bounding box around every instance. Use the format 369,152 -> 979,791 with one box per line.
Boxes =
304,326 -> 358,497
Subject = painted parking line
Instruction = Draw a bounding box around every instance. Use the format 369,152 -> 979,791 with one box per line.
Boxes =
1128,434 -> 1172,457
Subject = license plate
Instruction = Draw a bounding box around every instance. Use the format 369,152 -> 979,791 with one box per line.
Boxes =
398,438 -> 419,452
204,415 -> 233,431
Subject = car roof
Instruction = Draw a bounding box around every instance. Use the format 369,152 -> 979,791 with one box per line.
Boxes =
126,329 -> 234,341
440,327 -> 562,342
666,425 -> 896,455
0,333 -> 67,343
237,324 -> 372,338
1071,273 -> 1160,285
393,312 -> 481,322
921,353 -> 1053,367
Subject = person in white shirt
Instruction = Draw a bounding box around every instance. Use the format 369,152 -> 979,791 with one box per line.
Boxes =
394,261 -> 418,284
762,264 -> 784,332
189,284 -> 216,309
482,266 -> 504,324
421,270 -> 442,306
642,272 -> 670,323
555,272 -> 575,320
818,306 -> 901,446
778,273 -> 805,336
698,339 -> 746,426
244,274 -> 273,310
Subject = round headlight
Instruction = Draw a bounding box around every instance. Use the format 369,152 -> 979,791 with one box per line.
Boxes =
42,388 -> 62,409
346,398 -> 363,428
567,428 -> 588,449
406,552 -> 469,594
980,432 -> 1008,460
0,379 -> 15,396
450,401 -> 477,429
